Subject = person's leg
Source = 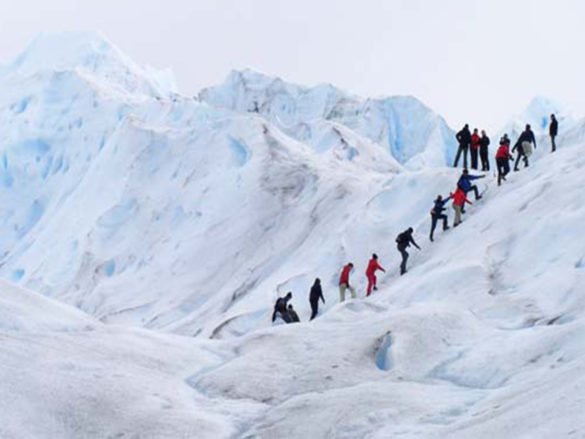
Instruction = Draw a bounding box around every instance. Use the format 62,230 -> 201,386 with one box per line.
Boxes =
453,205 -> 462,225
496,158 -> 504,185
471,185 -> 481,200
453,145 -> 462,167
514,152 -> 522,171
463,147 -> 469,169
503,159 -> 510,177
339,284 -> 346,302
440,214 -> 449,230
399,247 -> 409,274
430,216 -> 438,241
366,274 -> 374,296
470,148 -> 478,170
551,135 -> 556,152
349,285 -> 357,299
310,301 -> 318,320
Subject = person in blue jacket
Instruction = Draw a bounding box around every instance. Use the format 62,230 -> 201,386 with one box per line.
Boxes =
429,194 -> 452,242
457,169 -> 485,200
457,169 -> 485,213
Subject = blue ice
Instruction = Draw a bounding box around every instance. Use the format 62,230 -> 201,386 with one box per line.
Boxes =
17,200 -> 44,238
11,269 -> 25,281
375,334 -> 393,371
104,260 -> 116,276
229,137 -> 250,167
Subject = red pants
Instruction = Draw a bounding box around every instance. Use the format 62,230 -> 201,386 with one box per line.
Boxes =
366,273 -> 377,296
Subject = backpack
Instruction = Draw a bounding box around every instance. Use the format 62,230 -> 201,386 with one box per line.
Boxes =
396,232 -> 408,245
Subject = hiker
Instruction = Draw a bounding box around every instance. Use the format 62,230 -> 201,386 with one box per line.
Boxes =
457,169 -> 485,206
495,135 -> 513,186
470,128 -> 481,170
480,130 -> 490,171
395,228 -> 421,275
309,278 -> 325,320
365,254 -> 386,296
272,292 -> 293,323
288,304 -> 300,323
550,114 -> 558,152
339,263 -> 356,302
453,124 -> 472,168
452,188 -> 472,227
513,124 -> 537,171
429,194 -> 452,242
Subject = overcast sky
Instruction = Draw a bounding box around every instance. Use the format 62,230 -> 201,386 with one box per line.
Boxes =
0,0 -> 583,130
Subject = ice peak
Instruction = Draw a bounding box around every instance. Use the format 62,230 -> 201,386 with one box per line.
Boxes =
12,31 -> 127,72
8,31 -> 177,97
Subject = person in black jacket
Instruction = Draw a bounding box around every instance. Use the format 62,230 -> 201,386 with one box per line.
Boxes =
309,278 -> 325,320
396,228 -> 421,275
272,292 -> 292,323
479,130 -> 490,171
453,124 -> 472,168
550,114 -> 558,152
429,195 -> 452,242
512,124 -> 537,171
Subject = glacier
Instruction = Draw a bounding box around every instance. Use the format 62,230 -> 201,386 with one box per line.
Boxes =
200,69 -> 458,170
0,32 -> 583,438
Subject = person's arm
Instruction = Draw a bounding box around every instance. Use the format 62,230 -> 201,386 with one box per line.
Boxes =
465,195 -> 473,205
377,261 -> 386,272
410,236 -> 421,250
272,306 -> 277,322
531,132 -> 537,148
444,194 -> 453,203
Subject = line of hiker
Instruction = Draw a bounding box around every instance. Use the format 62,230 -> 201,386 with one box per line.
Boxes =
272,115 -> 560,324
453,114 -> 559,171
272,230 -> 422,323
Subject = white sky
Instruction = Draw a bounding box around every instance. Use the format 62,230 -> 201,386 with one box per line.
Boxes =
0,0 -> 583,131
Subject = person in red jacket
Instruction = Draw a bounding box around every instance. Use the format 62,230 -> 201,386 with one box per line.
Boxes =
365,254 -> 386,296
339,262 -> 356,302
495,135 -> 514,186
452,188 -> 472,227
470,128 -> 481,170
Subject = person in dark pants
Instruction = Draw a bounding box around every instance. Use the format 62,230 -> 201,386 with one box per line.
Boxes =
513,124 -> 537,171
272,292 -> 292,323
396,228 -> 421,275
453,124 -> 472,168
550,114 -> 558,152
470,128 -> 481,170
309,278 -> 325,320
429,194 -> 451,242
288,304 -> 300,323
479,130 -> 490,171
495,135 -> 513,186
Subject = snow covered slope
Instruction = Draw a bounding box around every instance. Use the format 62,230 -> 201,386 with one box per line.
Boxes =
200,69 -> 457,169
1,136 -> 583,438
0,280 -> 256,438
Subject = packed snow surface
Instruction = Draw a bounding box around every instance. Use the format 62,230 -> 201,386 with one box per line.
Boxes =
0,32 -> 583,438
